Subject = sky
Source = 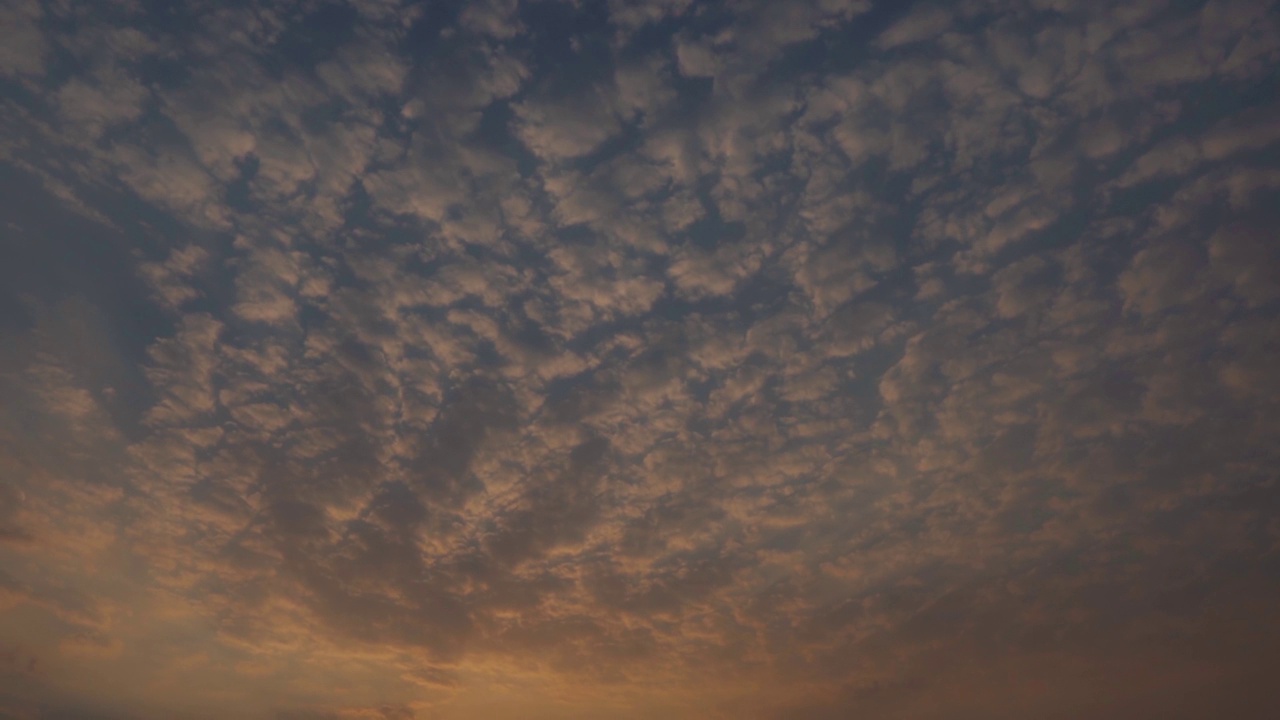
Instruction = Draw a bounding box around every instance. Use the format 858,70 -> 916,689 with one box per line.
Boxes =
1,0 -> 1279,718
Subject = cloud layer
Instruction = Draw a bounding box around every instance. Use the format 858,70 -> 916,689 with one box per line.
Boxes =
2,0 -> 1280,718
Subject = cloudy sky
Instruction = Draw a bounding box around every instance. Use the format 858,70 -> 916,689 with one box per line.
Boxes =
2,0 -> 1280,718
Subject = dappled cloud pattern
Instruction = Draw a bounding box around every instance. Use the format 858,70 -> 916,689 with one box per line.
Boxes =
3,0 -> 1280,718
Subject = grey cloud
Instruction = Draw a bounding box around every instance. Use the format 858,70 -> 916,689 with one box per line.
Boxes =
55,65 -> 148,139
513,91 -> 625,164
459,0 -> 523,39
0,0 -> 47,81
1209,219 -> 1280,308
876,4 -> 951,50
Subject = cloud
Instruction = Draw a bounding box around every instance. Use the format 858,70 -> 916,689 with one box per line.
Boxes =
2,0 -> 1280,719
55,64 -> 149,139
0,0 -> 48,81
876,4 -> 952,50
459,0 -> 523,40
137,244 -> 210,312
513,90 -> 625,164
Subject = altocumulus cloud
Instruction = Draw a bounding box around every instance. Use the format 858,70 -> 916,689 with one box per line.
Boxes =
2,0 -> 1280,718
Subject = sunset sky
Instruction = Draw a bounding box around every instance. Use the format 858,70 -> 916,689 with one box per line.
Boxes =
2,0 -> 1280,718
